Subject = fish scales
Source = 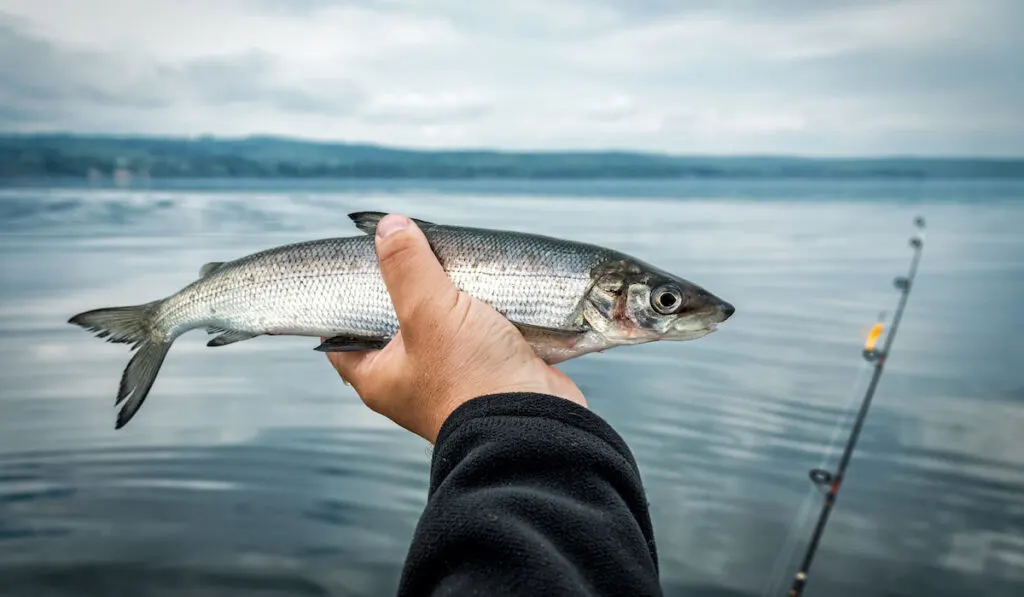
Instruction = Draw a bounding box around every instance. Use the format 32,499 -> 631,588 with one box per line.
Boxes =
156,227 -> 611,342
68,211 -> 734,429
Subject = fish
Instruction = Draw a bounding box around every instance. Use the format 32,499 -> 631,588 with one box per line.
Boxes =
69,211 -> 735,429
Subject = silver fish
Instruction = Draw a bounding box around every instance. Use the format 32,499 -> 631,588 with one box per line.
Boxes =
69,211 -> 735,428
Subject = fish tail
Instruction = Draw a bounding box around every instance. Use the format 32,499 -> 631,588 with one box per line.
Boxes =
68,300 -> 172,429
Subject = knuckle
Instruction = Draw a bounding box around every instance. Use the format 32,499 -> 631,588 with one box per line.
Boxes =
404,285 -> 460,336
359,391 -> 384,414
353,378 -> 384,410
407,300 -> 434,327
377,231 -> 419,272
449,292 -> 474,334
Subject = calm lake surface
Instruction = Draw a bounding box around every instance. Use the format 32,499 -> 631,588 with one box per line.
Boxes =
1,179 -> 1022,596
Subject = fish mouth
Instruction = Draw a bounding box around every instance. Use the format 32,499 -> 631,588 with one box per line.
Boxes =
705,298 -> 735,327
703,299 -> 735,333
666,318 -> 718,341
718,300 -> 736,321
665,300 -> 733,341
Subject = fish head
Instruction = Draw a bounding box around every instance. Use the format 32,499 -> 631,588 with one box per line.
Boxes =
583,258 -> 734,346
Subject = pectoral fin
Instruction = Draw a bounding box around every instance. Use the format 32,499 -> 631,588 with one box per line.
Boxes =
511,322 -> 592,364
512,321 -> 585,341
314,334 -> 390,352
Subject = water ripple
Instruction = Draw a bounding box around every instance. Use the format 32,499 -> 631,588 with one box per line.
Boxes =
2,182 -> 1024,596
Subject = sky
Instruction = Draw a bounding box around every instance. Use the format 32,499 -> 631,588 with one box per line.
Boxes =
0,0 -> 1021,156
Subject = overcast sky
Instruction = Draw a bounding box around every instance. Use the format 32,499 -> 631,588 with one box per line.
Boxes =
0,0 -> 1021,155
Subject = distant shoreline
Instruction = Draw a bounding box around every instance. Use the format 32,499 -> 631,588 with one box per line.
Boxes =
2,133 -> 1023,180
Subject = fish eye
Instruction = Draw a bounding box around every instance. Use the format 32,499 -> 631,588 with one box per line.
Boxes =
651,285 -> 684,315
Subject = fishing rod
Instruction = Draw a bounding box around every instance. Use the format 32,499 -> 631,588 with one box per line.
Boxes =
786,215 -> 926,597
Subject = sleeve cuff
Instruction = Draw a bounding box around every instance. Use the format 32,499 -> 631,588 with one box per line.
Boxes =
434,392 -> 640,475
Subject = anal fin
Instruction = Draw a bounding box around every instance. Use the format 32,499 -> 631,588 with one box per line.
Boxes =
207,330 -> 260,347
314,334 -> 390,352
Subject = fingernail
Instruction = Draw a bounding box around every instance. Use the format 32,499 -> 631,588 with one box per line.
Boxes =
376,214 -> 409,239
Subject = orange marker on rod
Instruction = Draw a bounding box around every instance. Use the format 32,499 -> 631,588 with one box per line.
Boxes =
864,321 -> 884,352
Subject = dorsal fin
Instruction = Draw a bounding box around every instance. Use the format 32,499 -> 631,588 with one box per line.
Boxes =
347,212 -> 438,235
199,262 -> 226,277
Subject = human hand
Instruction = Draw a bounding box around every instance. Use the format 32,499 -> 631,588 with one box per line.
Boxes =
325,213 -> 587,443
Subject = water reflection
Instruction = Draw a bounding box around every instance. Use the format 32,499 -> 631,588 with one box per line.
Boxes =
1,181 -> 1023,596
0,427 -> 428,597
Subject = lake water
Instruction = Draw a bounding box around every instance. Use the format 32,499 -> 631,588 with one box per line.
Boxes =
1,179 -> 1023,596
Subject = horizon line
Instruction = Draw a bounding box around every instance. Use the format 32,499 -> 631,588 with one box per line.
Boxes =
2,131 -> 1022,162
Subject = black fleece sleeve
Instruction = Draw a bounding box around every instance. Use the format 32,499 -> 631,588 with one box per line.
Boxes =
397,392 -> 663,597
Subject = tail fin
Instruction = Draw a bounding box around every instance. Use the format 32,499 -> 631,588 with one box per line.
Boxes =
68,301 -> 171,429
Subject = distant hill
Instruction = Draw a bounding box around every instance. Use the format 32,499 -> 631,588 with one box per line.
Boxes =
1,133 -> 1022,180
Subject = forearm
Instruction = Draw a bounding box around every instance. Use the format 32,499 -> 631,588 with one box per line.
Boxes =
397,392 -> 662,597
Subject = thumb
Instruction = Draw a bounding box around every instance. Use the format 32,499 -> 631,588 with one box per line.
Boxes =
373,214 -> 459,332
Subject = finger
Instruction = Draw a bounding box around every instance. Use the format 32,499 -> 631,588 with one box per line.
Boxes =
373,214 -> 459,328
322,335 -> 403,399
531,363 -> 587,407
325,350 -> 369,386
320,334 -> 377,385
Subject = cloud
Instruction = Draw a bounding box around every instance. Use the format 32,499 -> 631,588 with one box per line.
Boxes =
0,0 -> 1021,155
169,52 -> 364,113
0,14 -> 365,134
361,91 -> 490,124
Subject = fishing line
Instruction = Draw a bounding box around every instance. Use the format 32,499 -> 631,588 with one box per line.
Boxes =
759,357 -> 874,597
814,356 -> 875,479
760,216 -> 926,597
